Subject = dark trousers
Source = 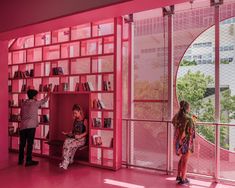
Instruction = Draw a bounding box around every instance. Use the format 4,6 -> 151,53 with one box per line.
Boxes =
18,128 -> 36,163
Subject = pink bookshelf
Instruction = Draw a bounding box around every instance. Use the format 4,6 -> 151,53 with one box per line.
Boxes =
8,18 -> 122,170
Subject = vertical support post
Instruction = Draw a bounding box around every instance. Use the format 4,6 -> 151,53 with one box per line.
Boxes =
214,4 -> 220,182
163,6 -> 174,174
0,41 -> 9,162
128,19 -> 134,166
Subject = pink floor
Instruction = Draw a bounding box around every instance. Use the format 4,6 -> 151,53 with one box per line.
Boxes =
0,153 -> 234,188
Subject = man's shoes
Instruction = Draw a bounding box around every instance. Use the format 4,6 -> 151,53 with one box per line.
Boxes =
25,160 -> 39,167
178,178 -> 190,185
176,176 -> 181,181
18,161 -> 24,165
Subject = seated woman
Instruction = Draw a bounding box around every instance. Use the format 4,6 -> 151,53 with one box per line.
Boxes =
59,104 -> 88,170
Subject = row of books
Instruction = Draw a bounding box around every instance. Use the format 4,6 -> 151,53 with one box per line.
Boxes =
39,84 -> 53,92
9,81 -> 112,93
8,99 -> 26,107
9,114 -> 21,122
75,82 -> 94,91
92,117 -> 112,128
53,83 -> 69,92
13,70 -> 34,79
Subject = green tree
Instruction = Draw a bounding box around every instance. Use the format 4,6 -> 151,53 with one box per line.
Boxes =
180,59 -> 197,66
177,71 -> 213,116
176,71 -> 235,150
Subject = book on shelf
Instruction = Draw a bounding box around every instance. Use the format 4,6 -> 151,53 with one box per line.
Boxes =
92,118 -> 102,128
93,99 -> 106,109
40,115 -> 49,123
87,82 -> 94,91
92,135 -> 102,146
33,140 -> 41,150
75,82 -> 82,91
60,83 -> 69,91
25,70 -> 30,77
77,82 -> 95,92
104,118 -> 112,128
110,138 -> 113,148
103,81 -> 111,91
40,84 -> 52,92
8,85 -> 12,92
9,114 -> 21,122
97,99 -> 105,109
21,84 -> 27,92
13,70 -> 34,79
8,100 -> 14,107
39,84 -> 43,92
8,126 -> 15,136
29,69 -> 34,77
18,99 -> 25,107
52,67 -> 64,75
53,85 -> 59,92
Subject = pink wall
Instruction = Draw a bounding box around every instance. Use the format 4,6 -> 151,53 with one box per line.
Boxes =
0,0 -> 188,40
0,41 -> 9,162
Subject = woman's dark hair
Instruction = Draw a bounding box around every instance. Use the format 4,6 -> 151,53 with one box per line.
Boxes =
27,89 -> 38,99
72,104 -> 84,118
178,100 -> 190,120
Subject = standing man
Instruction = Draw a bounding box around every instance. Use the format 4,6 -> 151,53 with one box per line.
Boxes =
18,89 -> 50,166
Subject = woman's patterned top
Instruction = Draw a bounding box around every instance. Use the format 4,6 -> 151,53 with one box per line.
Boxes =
172,112 -> 195,155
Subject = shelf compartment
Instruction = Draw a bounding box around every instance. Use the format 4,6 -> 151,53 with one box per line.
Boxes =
90,147 -> 102,165
43,45 -> 60,60
52,28 -> 70,44
91,129 -> 113,148
81,38 -> 102,56
27,47 -> 42,62
35,32 -> 51,46
61,42 -> 80,58
13,50 -> 26,64
92,19 -> 114,37
92,55 -> 114,73
103,149 -> 114,167
10,35 -> 34,50
71,58 -> 91,74
71,23 -> 91,40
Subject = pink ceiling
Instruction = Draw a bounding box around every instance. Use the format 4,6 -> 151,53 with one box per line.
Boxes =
0,0 -> 188,39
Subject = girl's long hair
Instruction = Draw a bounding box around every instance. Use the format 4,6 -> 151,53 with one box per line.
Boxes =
72,104 -> 84,119
178,100 -> 189,122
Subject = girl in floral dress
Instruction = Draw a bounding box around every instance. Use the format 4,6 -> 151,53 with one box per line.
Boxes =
59,104 -> 88,170
172,100 -> 195,185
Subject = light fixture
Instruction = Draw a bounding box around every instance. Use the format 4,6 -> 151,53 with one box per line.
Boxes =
210,0 -> 223,6
124,14 -> 134,23
163,5 -> 174,16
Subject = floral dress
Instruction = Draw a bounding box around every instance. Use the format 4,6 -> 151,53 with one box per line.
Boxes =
172,113 -> 195,156
59,119 -> 86,169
